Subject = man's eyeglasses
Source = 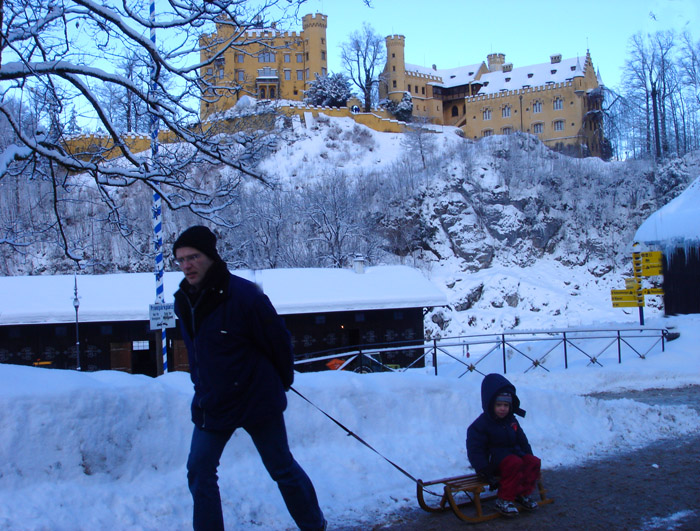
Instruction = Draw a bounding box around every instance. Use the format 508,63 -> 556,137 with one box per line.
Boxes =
174,253 -> 202,266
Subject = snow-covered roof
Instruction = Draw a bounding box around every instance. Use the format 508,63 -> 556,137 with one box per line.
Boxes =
0,266 -> 447,326
634,176 -> 700,245
406,62 -> 484,88
475,56 -> 586,94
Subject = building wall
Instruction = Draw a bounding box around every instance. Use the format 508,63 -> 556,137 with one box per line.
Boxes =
381,33 -> 604,156
663,246 -> 700,315
199,14 -> 327,119
0,306 -> 428,375
462,53 -> 602,157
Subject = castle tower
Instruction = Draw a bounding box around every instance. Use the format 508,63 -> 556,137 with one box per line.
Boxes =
487,53 -> 506,72
301,13 -> 328,90
382,35 -> 406,103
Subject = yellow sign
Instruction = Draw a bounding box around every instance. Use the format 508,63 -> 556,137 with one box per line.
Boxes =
624,277 -> 640,289
611,289 -> 638,298
613,301 -> 645,308
641,265 -> 663,276
611,288 -> 643,307
642,287 -> 664,295
641,251 -> 663,263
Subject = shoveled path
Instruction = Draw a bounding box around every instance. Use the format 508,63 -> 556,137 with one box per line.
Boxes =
364,386 -> 700,531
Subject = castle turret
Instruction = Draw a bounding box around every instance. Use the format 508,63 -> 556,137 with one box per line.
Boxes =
301,13 -> 328,89
382,35 -> 406,103
487,53 -> 506,72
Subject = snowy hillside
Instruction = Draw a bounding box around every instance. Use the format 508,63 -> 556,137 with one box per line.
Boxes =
2,113 -> 699,338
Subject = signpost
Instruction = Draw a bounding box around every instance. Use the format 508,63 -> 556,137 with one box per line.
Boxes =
149,303 -> 176,331
611,250 -> 665,325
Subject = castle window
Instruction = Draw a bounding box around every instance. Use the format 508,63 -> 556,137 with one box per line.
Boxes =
392,66 -> 395,72
237,70 -> 245,82
260,87 -> 266,99
284,70 -> 291,80
422,86 -> 425,95
321,51 -> 326,60
483,108 -> 492,120
258,52 -> 275,63
305,52 -> 309,60
527,73 -> 534,78
284,54 -> 291,63
482,129 -> 493,137
553,97 -> 563,110
296,53 -> 303,63
322,67 -> 327,76
533,122 -> 543,134
502,105 -> 511,118
270,87 -> 275,98
532,101 -> 542,113
392,80 -> 397,88
236,54 -> 245,63
296,70 -> 303,80
408,84 -> 411,93
392,53 -> 395,58
219,69 -> 224,79
554,120 -> 564,131
451,105 -> 459,117
502,126 -> 513,135
206,67 -> 213,76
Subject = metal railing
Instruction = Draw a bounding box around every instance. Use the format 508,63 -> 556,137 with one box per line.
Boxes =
293,327 -> 670,378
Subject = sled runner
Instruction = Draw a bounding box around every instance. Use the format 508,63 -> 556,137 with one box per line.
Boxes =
416,473 -> 553,523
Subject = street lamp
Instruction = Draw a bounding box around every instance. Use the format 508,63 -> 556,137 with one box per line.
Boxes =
73,273 -> 81,371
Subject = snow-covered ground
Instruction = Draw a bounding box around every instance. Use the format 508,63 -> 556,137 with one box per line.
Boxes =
1,310 -> 698,530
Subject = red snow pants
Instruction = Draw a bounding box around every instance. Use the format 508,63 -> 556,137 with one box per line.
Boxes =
497,454 -> 541,501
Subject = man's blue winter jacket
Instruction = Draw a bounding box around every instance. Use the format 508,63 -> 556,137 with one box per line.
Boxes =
174,261 -> 294,431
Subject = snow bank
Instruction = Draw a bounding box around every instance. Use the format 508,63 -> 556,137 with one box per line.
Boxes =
1,314 -> 699,529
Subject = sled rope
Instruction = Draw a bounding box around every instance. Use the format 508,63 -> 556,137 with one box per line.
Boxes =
290,386 -> 442,497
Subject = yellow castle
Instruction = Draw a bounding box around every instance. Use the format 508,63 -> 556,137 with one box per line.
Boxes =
198,12 -> 605,156
199,13 -> 328,120
381,35 -> 606,157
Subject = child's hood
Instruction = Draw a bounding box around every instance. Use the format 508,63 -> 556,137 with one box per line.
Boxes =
480,373 -> 526,418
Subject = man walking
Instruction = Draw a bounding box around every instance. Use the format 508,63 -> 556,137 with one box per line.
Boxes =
172,226 -> 326,531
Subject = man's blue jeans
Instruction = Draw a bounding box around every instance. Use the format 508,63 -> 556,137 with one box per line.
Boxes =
187,413 -> 324,530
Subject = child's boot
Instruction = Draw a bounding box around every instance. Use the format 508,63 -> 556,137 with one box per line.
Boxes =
495,498 -> 519,517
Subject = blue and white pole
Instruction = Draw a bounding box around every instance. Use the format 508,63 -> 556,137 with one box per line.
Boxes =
149,0 -> 167,373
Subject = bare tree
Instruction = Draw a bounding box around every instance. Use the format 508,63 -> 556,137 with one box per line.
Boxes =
401,118 -> 437,170
340,23 -> 385,113
0,0 -> 308,259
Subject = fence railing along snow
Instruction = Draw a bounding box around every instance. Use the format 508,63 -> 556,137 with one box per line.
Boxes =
294,327 -> 671,377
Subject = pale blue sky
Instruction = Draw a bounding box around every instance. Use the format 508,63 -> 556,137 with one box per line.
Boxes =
306,0 -> 698,90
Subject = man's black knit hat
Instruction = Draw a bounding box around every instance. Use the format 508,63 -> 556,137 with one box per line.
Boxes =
173,225 -> 221,261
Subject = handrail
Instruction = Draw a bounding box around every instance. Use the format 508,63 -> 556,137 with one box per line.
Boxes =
294,327 -> 669,376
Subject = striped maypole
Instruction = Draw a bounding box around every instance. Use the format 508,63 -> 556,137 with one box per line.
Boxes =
149,0 -> 167,373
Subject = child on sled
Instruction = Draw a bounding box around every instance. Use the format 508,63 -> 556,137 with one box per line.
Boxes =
466,373 -> 541,517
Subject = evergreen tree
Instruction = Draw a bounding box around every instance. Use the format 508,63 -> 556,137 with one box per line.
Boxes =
304,73 -> 353,107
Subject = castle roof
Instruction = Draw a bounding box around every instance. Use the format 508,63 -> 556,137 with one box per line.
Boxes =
475,55 -> 588,95
406,62 -> 484,88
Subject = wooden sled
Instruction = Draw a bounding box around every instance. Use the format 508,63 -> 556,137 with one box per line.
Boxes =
417,473 -> 553,523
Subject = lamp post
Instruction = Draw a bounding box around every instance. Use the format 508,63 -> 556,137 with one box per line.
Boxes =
73,273 -> 81,371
